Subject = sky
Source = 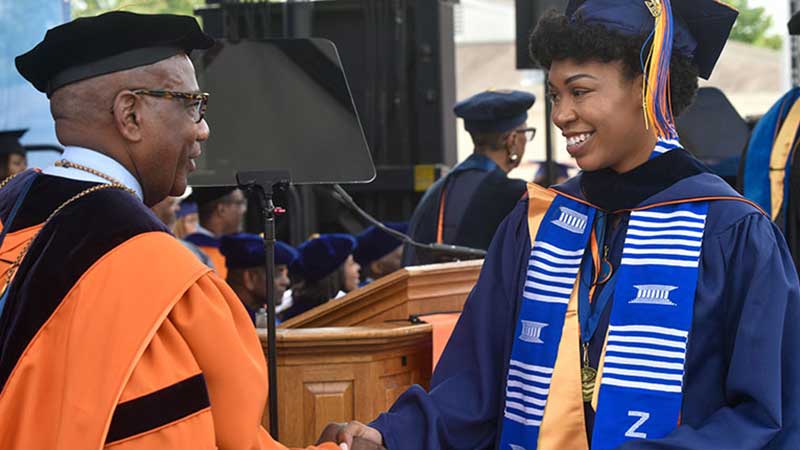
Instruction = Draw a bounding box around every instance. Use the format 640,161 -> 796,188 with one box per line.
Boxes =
750,0 -> 790,34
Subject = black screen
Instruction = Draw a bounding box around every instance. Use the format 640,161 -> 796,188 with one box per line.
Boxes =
190,38 -> 375,186
516,0 -> 568,69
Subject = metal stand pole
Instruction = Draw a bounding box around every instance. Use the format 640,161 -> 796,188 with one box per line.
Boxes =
237,170 -> 290,440
256,185 -> 280,439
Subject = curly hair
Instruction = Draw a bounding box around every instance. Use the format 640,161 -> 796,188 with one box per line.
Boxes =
528,10 -> 698,117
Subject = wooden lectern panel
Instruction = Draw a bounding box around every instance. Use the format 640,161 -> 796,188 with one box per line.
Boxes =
262,324 -> 433,447
266,260 -> 483,445
280,260 -> 483,328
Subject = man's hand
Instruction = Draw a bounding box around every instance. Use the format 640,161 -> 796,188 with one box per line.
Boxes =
317,421 -> 385,450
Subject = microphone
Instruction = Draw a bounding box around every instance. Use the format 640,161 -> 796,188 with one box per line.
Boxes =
331,184 -> 487,261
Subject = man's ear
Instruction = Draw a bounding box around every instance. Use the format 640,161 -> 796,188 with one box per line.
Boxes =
215,201 -> 227,217
112,91 -> 144,142
243,269 -> 256,291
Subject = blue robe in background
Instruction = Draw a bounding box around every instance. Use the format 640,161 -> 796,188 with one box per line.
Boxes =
371,149 -> 800,449
403,154 -> 526,266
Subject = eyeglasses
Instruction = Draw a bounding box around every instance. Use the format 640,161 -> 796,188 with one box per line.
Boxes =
515,127 -> 537,142
132,89 -> 210,123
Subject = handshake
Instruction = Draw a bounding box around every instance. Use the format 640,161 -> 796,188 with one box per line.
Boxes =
317,421 -> 386,450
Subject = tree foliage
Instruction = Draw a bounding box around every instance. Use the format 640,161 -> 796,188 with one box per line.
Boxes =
71,0 -> 206,18
727,0 -> 783,50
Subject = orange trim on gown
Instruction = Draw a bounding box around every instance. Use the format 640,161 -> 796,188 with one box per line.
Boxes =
197,244 -> 228,279
0,231 -> 335,450
424,313 -> 461,369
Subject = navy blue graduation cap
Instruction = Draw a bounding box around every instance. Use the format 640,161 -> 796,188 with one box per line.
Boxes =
353,222 -> 408,266
566,0 -> 737,140
220,233 -> 299,269
0,130 -> 27,156
15,11 -> 214,96
176,201 -> 198,219
454,90 -> 536,133
290,234 -> 357,283
566,0 -> 737,80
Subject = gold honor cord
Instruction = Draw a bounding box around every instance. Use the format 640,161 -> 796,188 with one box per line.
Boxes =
2,161 -> 137,294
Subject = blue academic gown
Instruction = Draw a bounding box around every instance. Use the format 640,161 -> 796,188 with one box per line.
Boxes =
403,154 -> 527,266
371,150 -> 800,449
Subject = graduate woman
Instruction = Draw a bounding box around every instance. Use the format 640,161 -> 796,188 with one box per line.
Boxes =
280,234 -> 361,321
323,1 -> 800,449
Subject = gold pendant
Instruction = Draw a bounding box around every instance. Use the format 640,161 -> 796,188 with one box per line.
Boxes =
581,366 -> 597,402
644,0 -> 662,18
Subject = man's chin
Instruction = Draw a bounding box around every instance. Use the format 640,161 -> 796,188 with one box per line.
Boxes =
169,178 -> 188,197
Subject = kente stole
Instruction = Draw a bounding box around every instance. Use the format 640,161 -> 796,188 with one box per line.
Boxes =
499,177 -> 709,449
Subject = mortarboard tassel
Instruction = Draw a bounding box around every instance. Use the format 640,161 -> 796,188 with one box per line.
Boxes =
641,0 -> 678,140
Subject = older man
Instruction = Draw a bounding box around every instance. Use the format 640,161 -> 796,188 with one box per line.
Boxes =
0,11 -> 339,450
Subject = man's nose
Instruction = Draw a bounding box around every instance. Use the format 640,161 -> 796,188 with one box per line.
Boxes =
197,118 -> 210,141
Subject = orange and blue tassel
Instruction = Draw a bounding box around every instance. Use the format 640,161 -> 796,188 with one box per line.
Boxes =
640,0 -> 678,140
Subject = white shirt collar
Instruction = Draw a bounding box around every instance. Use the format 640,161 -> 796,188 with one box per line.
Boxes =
194,224 -> 216,238
42,147 -> 144,201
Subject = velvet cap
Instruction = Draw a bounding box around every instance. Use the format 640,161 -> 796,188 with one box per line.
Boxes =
353,222 -> 408,266
220,233 -> 298,269
566,0 -> 738,80
454,90 -> 535,133
187,186 -> 237,206
15,11 -> 215,96
176,201 -> 198,218
290,234 -> 357,283
0,130 -> 27,156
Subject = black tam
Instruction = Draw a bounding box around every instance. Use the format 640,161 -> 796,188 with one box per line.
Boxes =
15,11 -> 214,96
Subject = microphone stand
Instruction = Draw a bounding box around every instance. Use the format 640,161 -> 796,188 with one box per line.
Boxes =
237,170 -> 291,440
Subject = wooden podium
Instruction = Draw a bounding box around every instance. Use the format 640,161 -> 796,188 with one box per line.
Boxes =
262,260 -> 482,447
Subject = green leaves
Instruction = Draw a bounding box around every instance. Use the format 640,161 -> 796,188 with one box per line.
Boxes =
727,0 -> 783,51
71,0 -> 206,18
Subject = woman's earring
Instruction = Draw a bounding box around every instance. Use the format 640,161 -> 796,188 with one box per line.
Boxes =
509,153 -> 519,162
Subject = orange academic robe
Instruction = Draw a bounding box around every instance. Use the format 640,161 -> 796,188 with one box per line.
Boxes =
0,171 -> 335,450
184,232 -> 229,279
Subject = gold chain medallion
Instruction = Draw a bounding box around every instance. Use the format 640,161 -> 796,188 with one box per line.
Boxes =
581,366 -> 597,402
1,161 -> 138,294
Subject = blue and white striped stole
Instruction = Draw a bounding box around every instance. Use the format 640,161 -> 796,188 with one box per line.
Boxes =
500,195 -> 595,447
592,202 -> 708,450
499,190 -> 709,450
650,138 -> 682,159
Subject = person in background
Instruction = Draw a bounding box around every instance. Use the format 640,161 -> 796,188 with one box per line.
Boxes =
322,0 -> 800,448
741,10 -> 800,273
403,90 -> 535,266
220,233 -> 297,324
151,195 -> 214,268
281,234 -> 360,321
353,222 -> 407,285
3,10 -> 341,450
184,186 -> 247,278
0,130 -> 28,180
533,161 -> 571,187
173,200 -> 199,238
